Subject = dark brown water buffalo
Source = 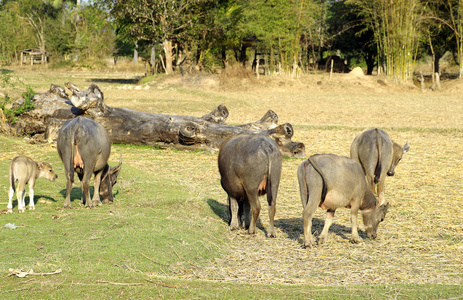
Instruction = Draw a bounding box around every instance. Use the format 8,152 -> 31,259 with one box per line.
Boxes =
297,154 -> 389,248
7,156 -> 57,213
350,128 -> 409,205
57,117 -> 122,208
218,134 -> 282,237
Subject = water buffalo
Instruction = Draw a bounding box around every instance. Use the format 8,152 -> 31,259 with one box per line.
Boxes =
218,135 -> 282,237
350,128 -> 409,205
57,117 -> 122,208
7,156 -> 58,213
297,154 -> 389,248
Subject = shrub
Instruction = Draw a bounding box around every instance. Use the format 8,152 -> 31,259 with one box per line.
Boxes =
0,86 -> 36,124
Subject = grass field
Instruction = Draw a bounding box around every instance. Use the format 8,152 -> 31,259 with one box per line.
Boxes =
0,64 -> 462,299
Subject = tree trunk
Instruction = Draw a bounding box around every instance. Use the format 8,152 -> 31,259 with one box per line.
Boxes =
163,39 -> 174,74
150,44 -> 156,73
133,41 -> 138,65
3,84 -> 305,158
240,43 -> 247,67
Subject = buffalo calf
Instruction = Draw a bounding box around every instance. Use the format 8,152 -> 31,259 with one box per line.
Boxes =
218,135 -> 282,237
297,154 -> 389,248
7,156 -> 57,213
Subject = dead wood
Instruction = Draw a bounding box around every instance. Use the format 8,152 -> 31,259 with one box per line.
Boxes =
3,83 -> 305,157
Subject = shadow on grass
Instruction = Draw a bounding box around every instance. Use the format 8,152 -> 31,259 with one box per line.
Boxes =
59,187 -> 93,203
206,198 -> 270,237
275,217 -> 368,243
58,187 -> 119,204
8,195 -> 57,210
90,78 -> 141,84
207,199 -> 368,242
1,68 -> 13,74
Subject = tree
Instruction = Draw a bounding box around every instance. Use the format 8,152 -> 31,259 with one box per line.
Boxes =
237,0 -> 316,73
422,1 -> 454,76
429,0 -> 463,78
327,0 -> 377,74
6,0 -> 59,53
109,0 -> 207,74
349,0 -> 424,82
0,5 -> 34,64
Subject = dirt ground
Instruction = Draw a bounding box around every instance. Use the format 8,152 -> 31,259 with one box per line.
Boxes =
2,66 -> 463,286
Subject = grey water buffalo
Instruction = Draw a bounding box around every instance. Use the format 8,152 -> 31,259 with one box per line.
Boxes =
7,156 -> 57,213
297,154 -> 389,248
218,134 -> 282,237
57,117 -> 122,208
350,128 -> 409,205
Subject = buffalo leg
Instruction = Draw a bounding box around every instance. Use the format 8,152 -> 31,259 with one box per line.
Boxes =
17,182 -> 26,213
77,172 -> 84,204
377,180 -> 386,205
366,175 -> 376,197
7,185 -> 15,213
228,196 -> 240,230
302,191 -> 320,248
28,184 -> 35,210
81,171 -> 93,208
247,192 -> 261,235
64,175 -> 73,208
350,206 -> 361,243
318,209 -> 335,245
242,201 -> 250,229
267,183 -> 278,238
92,170 -> 103,207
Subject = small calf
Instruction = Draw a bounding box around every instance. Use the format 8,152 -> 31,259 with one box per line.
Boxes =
8,156 -> 58,213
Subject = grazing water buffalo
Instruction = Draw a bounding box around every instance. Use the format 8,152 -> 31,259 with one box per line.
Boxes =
297,154 -> 389,248
7,156 -> 58,213
218,135 -> 282,237
57,117 -> 122,208
350,128 -> 409,205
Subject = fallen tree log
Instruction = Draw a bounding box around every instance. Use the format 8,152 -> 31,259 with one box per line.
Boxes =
2,83 -> 305,157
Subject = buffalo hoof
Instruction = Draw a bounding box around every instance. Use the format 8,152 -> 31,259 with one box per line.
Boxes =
318,236 -> 326,245
350,237 -> 361,244
304,241 -> 315,248
29,206 -> 35,211
7,208 -> 13,214
248,228 -> 257,235
229,221 -> 240,231
18,208 -> 25,213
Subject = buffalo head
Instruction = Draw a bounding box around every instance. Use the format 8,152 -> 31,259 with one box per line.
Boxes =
99,155 -> 122,203
362,202 -> 389,239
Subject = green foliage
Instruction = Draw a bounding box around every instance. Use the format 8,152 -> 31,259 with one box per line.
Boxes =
0,0 -> 460,76
0,72 -> 12,87
49,58 -> 76,69
0,86 -> 35,124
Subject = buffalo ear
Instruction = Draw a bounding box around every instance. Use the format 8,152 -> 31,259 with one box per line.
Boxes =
403,141 -> 410,153
379,202 -> 390,214
112,165 -> 122,176
378,202 -> 389,221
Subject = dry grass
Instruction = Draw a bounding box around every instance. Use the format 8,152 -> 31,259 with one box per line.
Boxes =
2,66 -> 463,286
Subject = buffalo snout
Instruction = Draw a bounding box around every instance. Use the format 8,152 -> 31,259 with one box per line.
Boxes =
366,230 -> 377,239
